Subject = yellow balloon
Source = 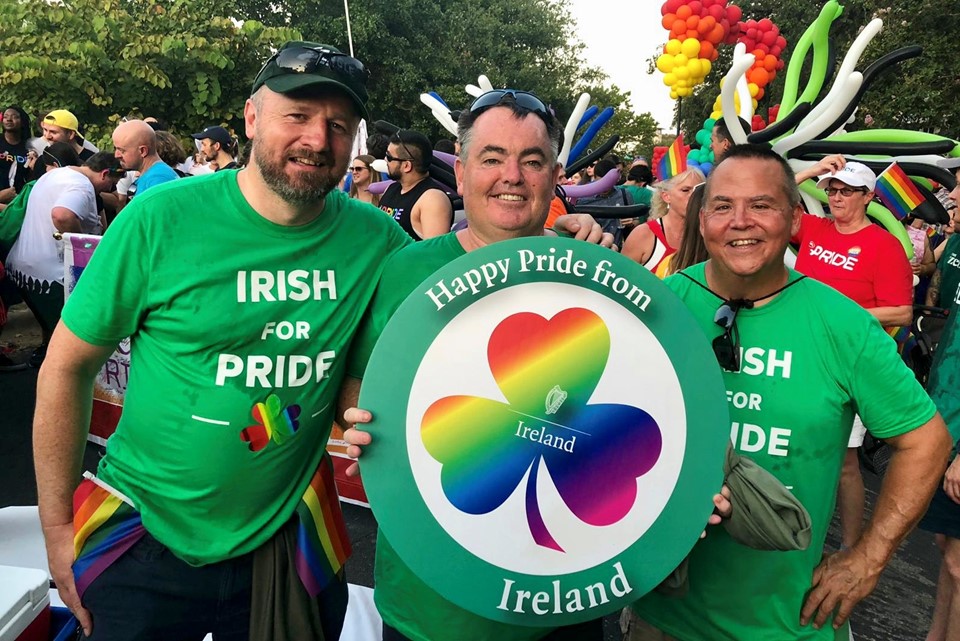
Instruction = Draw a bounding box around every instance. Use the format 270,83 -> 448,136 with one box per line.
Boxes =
663,73 -> 677,86
678,87 -> 692,97
710,110 -> 722,119
701,59 -> 712,75
670,89 -> 679,99
680,38 -> 701,58
752,98 -> 759,110
656,54 -> 674,73
748,82 -> 760,98
687,59 -> 702,77
674,53 -> 688,67
674,67 -> 689,80
665,39 -> 682,55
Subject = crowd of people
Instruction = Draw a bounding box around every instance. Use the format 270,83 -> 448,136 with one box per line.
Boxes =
2,38 -> 960,641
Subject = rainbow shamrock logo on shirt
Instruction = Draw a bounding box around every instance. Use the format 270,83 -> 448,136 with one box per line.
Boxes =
240,394 -> 302,452
420,308 -> 663,551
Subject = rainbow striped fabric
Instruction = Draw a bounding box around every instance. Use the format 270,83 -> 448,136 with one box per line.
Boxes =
875,162 -> 925,220
294,455 -> 352,597
72,456 -> 350,599
72,478 -> 145,599
658,134 -> 688,181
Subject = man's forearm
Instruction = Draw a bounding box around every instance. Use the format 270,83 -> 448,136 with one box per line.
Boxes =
855,417 -> 951,569
34,357 -> 99,527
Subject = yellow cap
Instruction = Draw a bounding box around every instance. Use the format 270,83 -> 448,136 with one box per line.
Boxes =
44,109 -> 79,132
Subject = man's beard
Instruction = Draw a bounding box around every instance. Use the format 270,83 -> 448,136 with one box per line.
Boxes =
387,166 -> 402,181
254,142 -> 341,205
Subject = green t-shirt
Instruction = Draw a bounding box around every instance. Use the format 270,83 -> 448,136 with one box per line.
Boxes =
935,234 -> 960,310
633,263 -> 936,641
623,184 -> 653,208
347,232 -> 565,641
62,171 -> 411,565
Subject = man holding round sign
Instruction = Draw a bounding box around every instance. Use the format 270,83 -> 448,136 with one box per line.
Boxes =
627,145 -> 952,641
339,91 -> 734,640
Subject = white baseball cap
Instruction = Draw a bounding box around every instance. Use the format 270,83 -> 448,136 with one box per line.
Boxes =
816,161 -> 877,191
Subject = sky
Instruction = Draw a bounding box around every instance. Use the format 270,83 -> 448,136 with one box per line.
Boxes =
566,0 -> 676,131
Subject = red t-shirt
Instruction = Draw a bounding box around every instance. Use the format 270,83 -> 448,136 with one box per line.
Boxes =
793,214 -> 913,308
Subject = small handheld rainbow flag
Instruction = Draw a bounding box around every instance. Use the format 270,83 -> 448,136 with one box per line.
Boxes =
658,134 -> 688,181
875,162 -> 925,220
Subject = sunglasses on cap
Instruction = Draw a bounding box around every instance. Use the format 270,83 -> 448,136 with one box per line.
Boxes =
253,45 -> 369,102
712,300 -> 749,372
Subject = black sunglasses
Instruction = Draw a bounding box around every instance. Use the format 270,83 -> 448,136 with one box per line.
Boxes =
469,89 -> 549,116
712,301 -> 747,372
384,153 -> 411,164
256,46 -> 369,96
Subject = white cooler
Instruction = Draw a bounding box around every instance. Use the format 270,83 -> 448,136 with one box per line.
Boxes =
0,566 -> 50,641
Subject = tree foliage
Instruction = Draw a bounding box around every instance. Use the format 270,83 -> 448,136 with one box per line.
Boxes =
0,0 -> 662,158
0,0 -> 298,146
676,0 -> 960,140
222,0 -> 662,157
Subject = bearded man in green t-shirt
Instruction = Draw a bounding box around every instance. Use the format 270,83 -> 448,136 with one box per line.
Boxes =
627,145 -> 952,641
32,41 -> 413,640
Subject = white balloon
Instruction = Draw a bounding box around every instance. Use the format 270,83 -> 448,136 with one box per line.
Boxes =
478,75 -> 494,92
732,43 -> 753,121
420,93 -> 458,136
797,19 -> 882,130
773,73 -> 863,155
559,93 -> 591,168
720,53 -> 755,145
465,84 -> 484,98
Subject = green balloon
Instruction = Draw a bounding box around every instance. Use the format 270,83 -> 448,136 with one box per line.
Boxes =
779,1 -> 843,118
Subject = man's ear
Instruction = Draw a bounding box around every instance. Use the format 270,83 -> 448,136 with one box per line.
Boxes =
454,157 -> 465,197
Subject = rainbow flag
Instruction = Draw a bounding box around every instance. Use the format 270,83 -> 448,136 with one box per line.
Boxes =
875,162 -> 925,220
72,478 -> 145,599
658,134 -> 687,181
294,455 -> 352,596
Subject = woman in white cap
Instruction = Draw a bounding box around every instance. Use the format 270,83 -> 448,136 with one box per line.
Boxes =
793,158 -> 914,551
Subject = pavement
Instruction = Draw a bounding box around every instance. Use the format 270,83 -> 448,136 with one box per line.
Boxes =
0,303 -> 944,640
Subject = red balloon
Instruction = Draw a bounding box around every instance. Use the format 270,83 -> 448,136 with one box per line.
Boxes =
771,46 -> 782,57
726,4 -> 742,22
708,4 -> 724,20
688,0 -> 703,15
761,30 -> 777,46
776,35 -> 787,49
758,18 -> 773,30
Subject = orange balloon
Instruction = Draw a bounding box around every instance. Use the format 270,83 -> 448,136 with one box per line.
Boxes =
672,20 -> 686,36
751,67 -> 770,86
764,54 -> 778,72
709,23 -> 725,44
662,14 -> 675,30
699,40 -> 715,60
676,4 -> 692,19
686,30 -> 699,40
686,15 -> 699,30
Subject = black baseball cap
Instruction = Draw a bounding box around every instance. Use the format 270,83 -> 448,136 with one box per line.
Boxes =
191,126 -> 233,147
251,41 -> 370,120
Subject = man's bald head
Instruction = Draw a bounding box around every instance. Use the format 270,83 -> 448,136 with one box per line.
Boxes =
113,119 -> 158,171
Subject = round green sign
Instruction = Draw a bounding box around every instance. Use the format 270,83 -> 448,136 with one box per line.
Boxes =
359,237 -> 729,626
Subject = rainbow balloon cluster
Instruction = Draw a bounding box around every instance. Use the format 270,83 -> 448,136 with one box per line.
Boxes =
656,0 -> 742,99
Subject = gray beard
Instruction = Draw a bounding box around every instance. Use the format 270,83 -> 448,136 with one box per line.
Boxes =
255,149 -> 338,206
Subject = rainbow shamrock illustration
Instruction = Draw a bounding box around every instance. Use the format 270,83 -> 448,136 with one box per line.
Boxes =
421,307 -> 663,552
240,393 -> 301,452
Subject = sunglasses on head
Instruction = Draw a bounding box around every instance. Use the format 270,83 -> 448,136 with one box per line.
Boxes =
712,300 -> 750,372
468,89 -> 550,118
